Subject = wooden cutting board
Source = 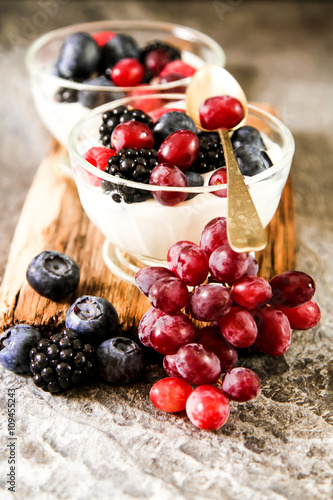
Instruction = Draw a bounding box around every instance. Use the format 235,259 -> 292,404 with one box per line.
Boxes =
0,106 -> 296,335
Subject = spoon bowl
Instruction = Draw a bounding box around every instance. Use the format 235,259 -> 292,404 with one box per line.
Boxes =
186,64 -> 267,253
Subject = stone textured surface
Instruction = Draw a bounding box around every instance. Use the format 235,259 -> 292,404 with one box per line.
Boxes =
0,1 -> 333,499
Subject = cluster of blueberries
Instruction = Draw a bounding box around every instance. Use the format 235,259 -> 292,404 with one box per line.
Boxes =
0,251 -> 145,393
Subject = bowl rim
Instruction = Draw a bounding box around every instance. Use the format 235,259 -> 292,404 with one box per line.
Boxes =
68,94 -> 295,194
25,19 -> 226,92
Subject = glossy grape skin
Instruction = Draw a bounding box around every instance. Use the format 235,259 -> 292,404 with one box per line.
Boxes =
277,300 -> 321,330
218,306 -> 258,348
157,130 -> 200,171
138,307 -> 166,347
199,95 -> 245,131
209,245 -> 250,284
175,244 -> 209,286
245,255 -> 259,276
135,266 -> 175,296
167,240 -> 194,273
231,276 -> 272,310
200,217 -> 229,257
175,343 -> 221,385
149,163 -> 188,206
111,58 -> 145,86
150,313 -> 195,355
253,306 -> 291,356
150,377 -> 193,413
148,277 -> 189,313
163,353 -> 182,377
194,326 -> 238,373
269,271 -> 315,308
188,284 -> 232,321
186,385 -> 230,430
111,121 -> 154,153
208,167 -> 227,198
222,367 -> 261,402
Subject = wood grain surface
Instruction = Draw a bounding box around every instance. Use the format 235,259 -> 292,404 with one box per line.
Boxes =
0,113 -> 295,335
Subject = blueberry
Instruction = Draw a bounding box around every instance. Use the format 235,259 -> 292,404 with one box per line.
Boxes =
78,75 -> 124,109
231,125 -> 266,151
153,111 -> 198,147
65,295 -> 119,346
235,144 -> 273,176
100,34 -> 139,73
96,337 -> 145,384
184,171 -> 204,200
0,325 -> 42,373
57,32 -> 100,80
26,251 -> 80,300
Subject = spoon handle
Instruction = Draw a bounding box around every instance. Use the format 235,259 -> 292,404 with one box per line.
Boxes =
218,129 -> 267,253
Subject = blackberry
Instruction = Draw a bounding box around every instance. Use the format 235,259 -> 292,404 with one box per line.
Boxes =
140,40 -> 181,65
101,148 -> 158,203
188,132 -> 225,174
55,87 -> 78,103
30,329 -> 95,393
99,105 -> 153,147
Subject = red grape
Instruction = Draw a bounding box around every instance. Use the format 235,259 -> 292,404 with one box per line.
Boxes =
138,306 -> 166,347
167,240 -> 194,273
245,254 -> 259,276
277,300 -> 321,330
200,217 -> 229,257
111,58 -> 145,87
218,306 -> 258,348
148,277 -> 189,313
111,121 -> 154,152
144,48 -> 173,77
175,343 -> 221,385
188,283 -> 232,321
150,377 -> 193,412
186,385 -> 230,430
209,245 -> 250,284
231,275 -> 272,310
175,244 -> 209,286
253,306 -> 291,356
157,130 -> 200,171
150,313 -> 195,355
269,271 -> 315,308
222,367 -> 261,402
163,353 -> 182,377
199,95 -> 245,131
135,266 -> 175,296
208,167 -> 227,197
149,163 -> 188,206
194,326 -> 238,373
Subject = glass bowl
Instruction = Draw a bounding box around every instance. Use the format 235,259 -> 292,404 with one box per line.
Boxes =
68,94 -> 295,284
26,20 -> 226,147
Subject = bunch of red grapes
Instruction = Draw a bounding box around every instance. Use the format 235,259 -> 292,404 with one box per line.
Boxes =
135,217 -> 321,430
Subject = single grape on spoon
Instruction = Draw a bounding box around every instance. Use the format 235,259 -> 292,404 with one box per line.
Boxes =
186,64 -> 267,252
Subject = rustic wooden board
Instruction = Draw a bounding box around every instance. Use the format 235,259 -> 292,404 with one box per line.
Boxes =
0,108 -> 295,335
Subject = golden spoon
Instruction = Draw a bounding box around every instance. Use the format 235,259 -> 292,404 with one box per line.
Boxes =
186,64 -> 267,253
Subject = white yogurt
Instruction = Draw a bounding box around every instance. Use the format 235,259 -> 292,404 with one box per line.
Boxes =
72,135 -> 287,261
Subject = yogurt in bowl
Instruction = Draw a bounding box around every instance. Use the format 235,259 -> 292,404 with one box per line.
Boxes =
68,94 -> 295,284
26,20 -> 226,147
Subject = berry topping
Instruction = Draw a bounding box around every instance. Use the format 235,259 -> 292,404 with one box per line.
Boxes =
149,163 -> 189,206
188,132 -> 225,174
234,144 -> 272,176
111,57 -> 145,87
221,367 -> 261,402
150,377 -> 192,413
100,33 -> 139,71
96,337 -> 145,384
26,251 -> 80,301
159,60 -> 196,79
92,30 -> 116,48
149,107 -> 186,123
153,111 -> 197,147
65,295 -> 119,346
83,146 -> 115,186
78,75 -> 121,109
231,125 -> 266,151
140,40 -> 181,76
56,32 -> 100,80
208,167 -> 227,197
186,385 -> 230,430
111,120 -> 155,152
102,147 -> 158,203
157,130 -> 200,171
199,95 -> 245,130
30,329 -> 95,393
0,325 -> 42,373
99,105 -> 153,148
